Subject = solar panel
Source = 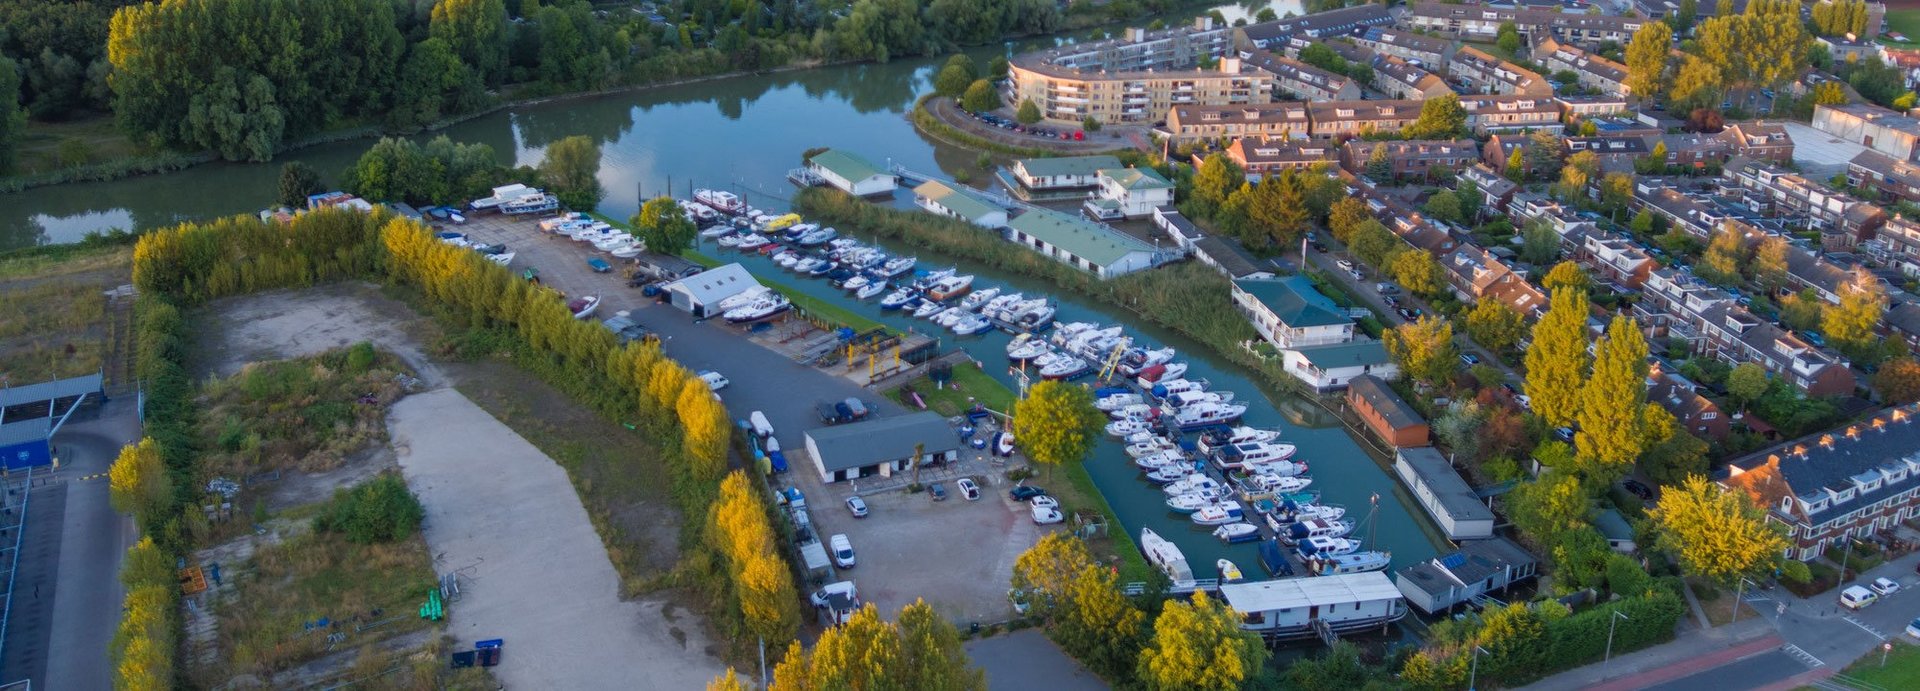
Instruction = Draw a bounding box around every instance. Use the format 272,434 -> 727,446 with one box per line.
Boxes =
1439,552 -> 1468,569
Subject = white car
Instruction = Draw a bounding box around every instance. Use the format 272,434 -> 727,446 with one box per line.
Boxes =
957,478 -> 981,501
698,370 -> 729,391
810,580 -> 857,607
1031,503 -> 1064,525
1337,259 -> 1355,271
1872,577 -> 1902,596
1906,617 -> 1920,639
1030,495 -> 1060,511
830,534 -> 856,568
1841,584 -> 1879,610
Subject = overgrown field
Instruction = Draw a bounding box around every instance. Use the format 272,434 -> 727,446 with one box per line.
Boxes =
0,244 -> 128,381
195,344 -> 413,477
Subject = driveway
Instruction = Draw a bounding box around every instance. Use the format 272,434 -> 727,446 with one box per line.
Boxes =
965,629 -> 1107,691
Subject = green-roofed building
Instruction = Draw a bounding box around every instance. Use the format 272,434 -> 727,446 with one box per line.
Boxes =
1231,275 -> 1355,349
1009,155 -> 1123,191
1280,340 -> 1399,392
1092,166 -> 1175,217
912,180 -> 1009,228
806,149 -> 898,196
1005,208 -> 1160,279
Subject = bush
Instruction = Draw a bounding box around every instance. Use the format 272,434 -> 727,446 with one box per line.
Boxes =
314,474 -> 425,544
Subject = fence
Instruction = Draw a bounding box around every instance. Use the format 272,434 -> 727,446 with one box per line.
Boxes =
0,468 -> 34,681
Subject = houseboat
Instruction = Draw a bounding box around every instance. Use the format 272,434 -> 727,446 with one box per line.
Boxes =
695,189 -> 746,215
1140,528 -> 1195,584
1217,571 -> 1408,640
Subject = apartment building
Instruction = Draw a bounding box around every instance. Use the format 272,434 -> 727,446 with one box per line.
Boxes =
1458,94 -> 1563,134
1402,1 -> 1643,43
1219,136 -> 1341,180
1532,36 -> 1631,97
1351,26 -> 1455,66
1724,157 -> 1886,246
1007,19 -> 1270,125
1373,54 -> 1455,101
1245,50 -> 1363,101
1448,46 -> 1553,97
1344,139 -> 1479,179
1720,405 -> 1920,561
1846,149 -> 1920,203
1557,95 -> 1632,119
1813,103 -> 1920,162
1164,102 -> 1311,143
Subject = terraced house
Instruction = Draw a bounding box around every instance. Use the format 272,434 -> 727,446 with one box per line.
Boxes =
1372,55 -> 1454,101
1163,102 -> 1311,143
1401,1 -> 1643,43
1846,150 -> 1920,203
1448,47 -> 1553,97
1724,157 -> 1886,247
1531,36 -> 1630,97
1237,4 -> 1394,49
1218,136 -> 1340,180
1351,26 -> 1455,66
1006,19 -> 1269,125
1458,94 -> 1563,134
1720,406 -> 1920,561
1308,100 -> 1423,138
1245,50 -> 1362,101
1343,139 -> 1479,179
1863,215 -> 1920,277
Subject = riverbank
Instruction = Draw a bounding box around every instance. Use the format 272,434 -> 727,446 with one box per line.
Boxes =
912,95 -> 1143,158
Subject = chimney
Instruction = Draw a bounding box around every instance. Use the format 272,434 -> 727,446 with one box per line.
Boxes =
1873,418 -> 1887,433
1792,444 -> 1808,459
1819,434 -> 1835,449
1846,426 -> 1860,441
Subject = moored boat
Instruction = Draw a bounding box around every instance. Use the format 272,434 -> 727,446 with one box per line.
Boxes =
925,274 -> 975,302
1140,528 -> 1194,584
1191,502 -> 1247,526
959,287 -> 1001,312
568,295 -> 601,320
1306,551 -> 1392,576
1215,524 -> 1261,544
879,287 -> 918,309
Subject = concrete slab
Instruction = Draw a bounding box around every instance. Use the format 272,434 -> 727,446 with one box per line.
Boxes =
387,389 -> 725,689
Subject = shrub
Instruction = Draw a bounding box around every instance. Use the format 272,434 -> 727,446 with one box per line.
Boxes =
314,474 -> 425,544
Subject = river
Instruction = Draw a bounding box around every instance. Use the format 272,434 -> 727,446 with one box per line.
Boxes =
0,0 -> 1445,579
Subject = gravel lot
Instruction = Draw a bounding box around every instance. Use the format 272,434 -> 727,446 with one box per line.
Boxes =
457,212 -> 1058,626
389,389 -> 725,689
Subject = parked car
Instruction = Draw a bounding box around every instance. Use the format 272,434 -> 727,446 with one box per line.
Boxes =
830,534 -> 856,568
842,397 -> 869,419
1383,296 -> 1399,307
1907,617 -> 1920,639
810,581 -> 857,607
957,478 -> 981,501
1841,584 -> 1879,610
1375,283 -> 1400,294
845,496 -> 869,518
602,316 -> 656,345
697,370 -> 729,391
817,401 -> 852,424
1872,577 -> 1901,596
1031,503 -> 1064,524
587,257 -> 613,273
1622,479 -> 1655,501
1552,426 -> 1573,441
1337,260 -> 1355,271
929,482 -> 948,501
1460,353 -> 1482,366
1396,307 -> 1417,320
1009,484 -> 1048,501
1031,495 -> 1060,511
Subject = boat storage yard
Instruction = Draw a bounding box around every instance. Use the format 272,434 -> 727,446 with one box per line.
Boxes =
439,167 -> 1449,642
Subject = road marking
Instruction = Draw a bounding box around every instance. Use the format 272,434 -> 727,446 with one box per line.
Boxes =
1841,615 -> 1889,640
78,473 -> 108,481
1781,643 -> 1826,668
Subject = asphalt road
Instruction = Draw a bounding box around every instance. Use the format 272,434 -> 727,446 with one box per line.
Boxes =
1640,649 -> 1810,691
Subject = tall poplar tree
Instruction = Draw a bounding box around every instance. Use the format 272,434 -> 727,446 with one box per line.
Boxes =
1525,288 -> 1591,428
1624,22 -> 1673,99
1576,316 -> 1651,483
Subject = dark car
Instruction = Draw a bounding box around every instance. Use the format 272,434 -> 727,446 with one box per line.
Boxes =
1460,353 -> 1482,366
471,243 -> 508,255
1383,296 -> 1399,307
1622,479 -> 1655,501
929,482 -> 948,501
1009,485 -> 1048,501
817,401 -> 851,424
1396,307 -> 1417,320
1311,242 -> 1328,252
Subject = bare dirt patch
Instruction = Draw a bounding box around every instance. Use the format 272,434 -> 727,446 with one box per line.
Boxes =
193,282 -> 443,384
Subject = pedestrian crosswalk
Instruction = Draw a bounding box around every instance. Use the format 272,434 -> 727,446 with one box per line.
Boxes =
1781,643 -> 1826,668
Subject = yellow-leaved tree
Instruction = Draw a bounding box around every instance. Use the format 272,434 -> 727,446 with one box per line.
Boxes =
1574,316 -> 1650,485
763,601 -> 983,690
1136,591 -> 1266,691
706,668 -> 750,691
108,438 -> 171,531
708,472 -> 799,650
1824,266 -> 1886,361
1384,314 -> 1457,387
1650,476 -> 1790,585
1525,288 -> 1591,428
1011,380 -> 1105,478
677,377 -> 730,484
1012,532 -> 1097,616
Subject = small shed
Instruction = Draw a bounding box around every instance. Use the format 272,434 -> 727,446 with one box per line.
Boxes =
1392,447 -> 1493,540
807,149 -> 898,197
1595,508 -> 1637,553
663,263 -> 763,318
802,412 -> 957,484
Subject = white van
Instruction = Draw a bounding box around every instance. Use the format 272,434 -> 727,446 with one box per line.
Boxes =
749,411 -> 774,438
1840,584 -> 1879,610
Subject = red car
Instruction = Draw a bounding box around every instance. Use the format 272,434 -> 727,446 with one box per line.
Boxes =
1073,131 -> 1085,141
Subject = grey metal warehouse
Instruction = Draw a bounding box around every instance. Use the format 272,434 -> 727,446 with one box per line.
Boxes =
803,412 -> 958,484
663,262 -> 763,318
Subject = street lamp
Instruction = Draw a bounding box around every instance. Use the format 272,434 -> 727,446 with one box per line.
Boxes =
1604,610 -> 1632,670
1733,576 -> 1757,623
1838,535 -> 1859,584
1468,645 -> 1490,691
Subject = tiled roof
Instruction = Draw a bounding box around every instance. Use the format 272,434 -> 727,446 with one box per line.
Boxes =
1723,405 -> 1920,524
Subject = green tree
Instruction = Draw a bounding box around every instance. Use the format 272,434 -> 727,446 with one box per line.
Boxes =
1521,219 -> 1563,265
1190,154 -> 1245,215
962,79 -> 1000,113
1697,221 -> 1748,286
0,57 -> 25,173
1639,404 -> 1710,485
935,63 -> 974,97
1347,221 -> 1402,268
1824,266 -> 1886,360
1404,92 -> 1467,139
108,439 -> 170,531
119,537 -> 174,592
1288,641 -> 1376,690
540,135 -> 604,210
1625,22 -> 1674,99
1509,469 -> 1590,544
1497,21 -> 1523,56
1632,209 -> 1657,236
1364,144 -> 1392,180
1727,362 -> 1769,407
1466,299 -> 1526,354
1526,289 -> 1592,428
633,196 -> 696,256
1874,358 -> 1920,403
1011,380 -> 1104,478
1016,98 -> 1041,124
1136,591 -> 1266,691
1082,115 -> 1101,132
1672,0 -> 1699,30
989,55 -> 1010,80
1575,317 -> 1650,484
1779,290 -> 1825,333
430,0 -> 509,85
1651,476 -> 1790,585
1526,129 -> 1567,182
276,161 -> 323,209
1544,261 -> 1591,294
1667,55 -> 1726,114
1247,171 -> 1309,248
1424,190 -> 1463,225
313,474 -> 424,544
1385,315 -> 1457,386
393,37 -> 479,129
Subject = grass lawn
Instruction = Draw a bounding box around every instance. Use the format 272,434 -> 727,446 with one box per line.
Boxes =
1829,641 -> 1920,688
1884,9 -> 1920,46
0,245 -> 128,382
209,530 -> 436,679
890,361 -> 1016,417
11,116 -> 147,176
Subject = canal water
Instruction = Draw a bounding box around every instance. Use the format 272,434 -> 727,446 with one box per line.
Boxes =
0,0 -> 1443,576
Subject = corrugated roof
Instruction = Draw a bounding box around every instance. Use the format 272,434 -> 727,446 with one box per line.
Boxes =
1100,167 -> 1172,191
805,412 -> 958,472
913,180 -> 1004,222
1007,209 -> 1156,267
1288,340 -> 1391,369
1219,571 -> 1401,612
0,373 -> 103,408
1397,447 -> 1494,523
810,149 -> 888,182
1014,155 -> 1122,180
1233,276 -> 1347,327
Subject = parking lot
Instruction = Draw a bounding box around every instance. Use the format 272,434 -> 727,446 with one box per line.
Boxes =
448,210 -> 1057,626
